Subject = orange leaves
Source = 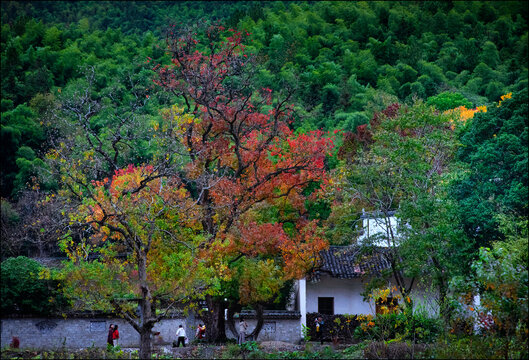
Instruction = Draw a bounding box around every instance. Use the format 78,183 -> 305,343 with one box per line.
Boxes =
232,222 -> 286,257
151,25 -> 339,305
497,92 -> 512,107
444,105 -> 487,129
82,165 -> 193,247
280,220 -> 328,279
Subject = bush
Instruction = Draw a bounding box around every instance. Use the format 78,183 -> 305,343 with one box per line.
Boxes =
342,342 -> 369,359
424,334 -> 519,359
354,312 -> 442,343
261,345 -> 340,359
364,341 -> 429,359
306,313 -> 359,342
426,91 -> 473,111
0,256 -> 68,315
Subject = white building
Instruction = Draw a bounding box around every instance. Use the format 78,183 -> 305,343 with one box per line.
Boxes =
294,209 -> 438,337
357,209 -> 401,247
295,246 -> 391,331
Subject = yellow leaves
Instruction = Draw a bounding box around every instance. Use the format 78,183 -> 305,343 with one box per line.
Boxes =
38,268 -> 51,280
357,314 -> 376,332
83,150 -> 95,160
497,92 -> 512,107
444,105 -> 487,129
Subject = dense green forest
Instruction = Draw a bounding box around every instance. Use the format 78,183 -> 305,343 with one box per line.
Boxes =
0,2 -> 527,358
2,1 -> 527,199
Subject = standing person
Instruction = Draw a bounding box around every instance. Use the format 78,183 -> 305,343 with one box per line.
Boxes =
9,336 -> 20,348
112,324 -> 119,347
175,324 -> 186,347
314,316 -> 324,345
195,323 -> 206,340
107,324 -> 114,347
238,317 -> 248,345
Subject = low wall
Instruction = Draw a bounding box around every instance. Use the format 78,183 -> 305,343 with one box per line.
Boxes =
225,310 -> 301,344
0,317 -> 187,349
226,318 -> 301,344
1,311 -> 302,349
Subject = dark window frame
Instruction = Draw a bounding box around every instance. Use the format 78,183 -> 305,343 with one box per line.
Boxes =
318,297 -> 334,315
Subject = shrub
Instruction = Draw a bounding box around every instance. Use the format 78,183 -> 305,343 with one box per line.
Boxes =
306,313 -> 359,342
0,256 -> 68,315
342,342 -> 369,359
364,341 -> 429,359
425,334 -> 511,359
426,91 -> 473,111
354,312 -> 442,343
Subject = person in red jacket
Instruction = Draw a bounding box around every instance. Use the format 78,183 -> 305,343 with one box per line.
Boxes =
112,324 -> 120,347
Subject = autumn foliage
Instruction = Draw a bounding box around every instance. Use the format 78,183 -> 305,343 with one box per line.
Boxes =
154,25 -> 334,286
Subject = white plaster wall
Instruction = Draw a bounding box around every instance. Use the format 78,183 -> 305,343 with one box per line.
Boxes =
298,278 -> 307,337
304,275 -> 439,317
306,275 -> 374,315
409,282 -> 440,316
358,216 -> 400,246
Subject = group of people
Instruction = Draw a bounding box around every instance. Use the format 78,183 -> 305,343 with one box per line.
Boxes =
173,323 -> 206,348
106,324 -> 120,347
104,318 -> 252,348
173,318 -> 249,347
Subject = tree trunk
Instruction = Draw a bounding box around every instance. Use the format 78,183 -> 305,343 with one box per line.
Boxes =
437,278 -> 450,324
138,252 -> 155,358
204,295 -> 227,343
139,326 -> 153,359
248,303 -> 264,341
226,306 -> 239,339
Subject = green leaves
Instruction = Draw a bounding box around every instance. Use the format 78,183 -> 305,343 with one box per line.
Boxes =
453,88 -> 528,246
427,92 -> 473,111
1,256 -> 68,315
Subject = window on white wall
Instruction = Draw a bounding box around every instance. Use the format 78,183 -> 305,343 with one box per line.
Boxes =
318,297 -> 334,315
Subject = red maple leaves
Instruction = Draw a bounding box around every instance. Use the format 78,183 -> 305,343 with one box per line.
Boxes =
153,25 -> 334,280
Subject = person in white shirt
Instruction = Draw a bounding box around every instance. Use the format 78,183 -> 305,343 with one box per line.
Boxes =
175,325 -> 186,347
238,318 -> 248,345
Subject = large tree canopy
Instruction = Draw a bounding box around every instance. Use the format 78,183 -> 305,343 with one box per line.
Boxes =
453,89 -> 528,246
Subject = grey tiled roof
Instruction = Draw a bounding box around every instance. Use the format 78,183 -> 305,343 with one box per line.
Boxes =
309,246 -> 391,281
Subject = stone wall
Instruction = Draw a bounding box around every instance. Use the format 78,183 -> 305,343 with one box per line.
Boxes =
0,317 -> 187,349
1,312 -> 302,349
225,311 -> 301,344
225,318 -> 301,344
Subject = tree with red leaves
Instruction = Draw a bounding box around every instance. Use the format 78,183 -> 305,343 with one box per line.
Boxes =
154,24 -> 335,342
